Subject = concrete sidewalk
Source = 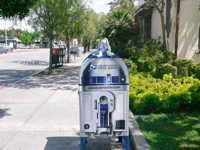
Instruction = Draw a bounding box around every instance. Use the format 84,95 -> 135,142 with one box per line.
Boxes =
0,50 -> 149,150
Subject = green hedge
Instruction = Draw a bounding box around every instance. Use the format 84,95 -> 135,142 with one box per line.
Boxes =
123,58 -> 137,72
137,57 -> 156,72
154,63 -> 177,79
129,73 -> 200,114
172,58 -> 195,78
194,63 -> 200,79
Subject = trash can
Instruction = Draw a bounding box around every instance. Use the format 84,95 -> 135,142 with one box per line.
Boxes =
77,49 -> 82,57
78,38 -> 129,150
52,48 -> 61,65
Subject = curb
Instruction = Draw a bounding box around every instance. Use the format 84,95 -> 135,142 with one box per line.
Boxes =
129,110 -> 150,150
9,49 -> 39,53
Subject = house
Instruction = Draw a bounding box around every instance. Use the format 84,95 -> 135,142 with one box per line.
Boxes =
134,0 -> 200,62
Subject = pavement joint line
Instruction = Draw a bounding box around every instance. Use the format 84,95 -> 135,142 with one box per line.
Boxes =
1,131 -> 18,149
0,90 -> 59,149
20,90 -> 57,128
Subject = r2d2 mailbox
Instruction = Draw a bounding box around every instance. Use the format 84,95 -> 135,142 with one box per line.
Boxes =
79,38 -> 129,150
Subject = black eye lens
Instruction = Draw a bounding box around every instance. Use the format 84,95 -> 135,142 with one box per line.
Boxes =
100,96 -> 108,103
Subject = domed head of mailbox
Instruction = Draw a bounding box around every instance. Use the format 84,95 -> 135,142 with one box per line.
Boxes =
97,38 -> 111,52
96,38 -> 114,57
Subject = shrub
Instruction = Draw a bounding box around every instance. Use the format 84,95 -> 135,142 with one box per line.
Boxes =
126,46 -> 141,63
111,44 -> 129,58
173,58 -> 194,68
161,92 -> 191,113
154,63 -> 177,79
125,39 -> 176,75
134,93 -> 160,114
123,58 -> 137,72
172,58 -> 195,78
137,57 -> 156,72
177,67 -> 188,78
188,83 -> 200,111
194,64 -> 200,79
163,51 -> 175,63
129,72 -> 200,114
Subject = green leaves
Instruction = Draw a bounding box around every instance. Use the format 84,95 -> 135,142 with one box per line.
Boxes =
103,0 -> 136,45
129,73 -> 200,114
20,32 -> 32,46
0,0 -> 37,20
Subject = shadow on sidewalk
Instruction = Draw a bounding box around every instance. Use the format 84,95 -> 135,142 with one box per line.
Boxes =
0,69 -> 38,87
44,137 -> 80,150
10,66 -> 81,91
0,108 -> 11,118
44,136 -> 124,150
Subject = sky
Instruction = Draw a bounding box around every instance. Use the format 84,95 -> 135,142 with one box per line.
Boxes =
88,0 -> 113,14
0,0 -> 113,30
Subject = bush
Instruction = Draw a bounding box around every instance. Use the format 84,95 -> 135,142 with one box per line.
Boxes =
129,73 -> 200,115
126,46 -> 141,63
177,67 -> 188,78
161,92 -> 191,113
123,58 -> 137,72
194,64 -> 200,79
137,57 -> 156,72
163,51 -> 175,64
134,93 -> 160,114
173,58 -> 194,68
188,83 -> 200,110
126,39 -> 173,71
154,63 -> 177,79
172,58 -> 194,78
111,44 -> 129,58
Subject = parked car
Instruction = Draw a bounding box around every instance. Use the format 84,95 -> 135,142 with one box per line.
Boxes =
0,46 -> 8,54
19,45 -> 30,49
58,44 -> 66,48
4,46 -> 13,52
70,47 -> 78,53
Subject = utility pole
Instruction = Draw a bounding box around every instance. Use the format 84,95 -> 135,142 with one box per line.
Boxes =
5,20 -> 8,46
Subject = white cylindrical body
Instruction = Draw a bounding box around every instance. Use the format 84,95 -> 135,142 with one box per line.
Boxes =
79,51 -> 129,138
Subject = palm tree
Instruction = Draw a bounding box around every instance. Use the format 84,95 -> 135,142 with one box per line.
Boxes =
103,0 -> 135,45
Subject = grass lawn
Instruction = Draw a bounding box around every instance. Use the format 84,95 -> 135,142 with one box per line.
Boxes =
136,112 -> 200,150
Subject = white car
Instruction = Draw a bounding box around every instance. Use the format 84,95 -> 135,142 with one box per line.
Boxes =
4,46 -> 13,52
0,46 -> 8,54
19,45 -> 30,49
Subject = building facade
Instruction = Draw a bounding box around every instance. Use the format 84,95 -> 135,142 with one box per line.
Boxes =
135,0 -> 200,62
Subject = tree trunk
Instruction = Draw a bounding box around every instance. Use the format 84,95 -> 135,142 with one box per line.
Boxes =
87,41 -> 90,51
175,0 -> 180,59
66,34 -> 70,63
160,13 -> 168,51
49,38 -> 53,74
83,39 -> 87,54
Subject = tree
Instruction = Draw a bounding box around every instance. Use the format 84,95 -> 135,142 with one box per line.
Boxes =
143,0 -> 168,51
0,0 -> 37,20
29,0 -> 61,74
20,32 -> 32,48
82,9 -> 99,53
103,0 -> 135,45
30,31 -> 40,44
7,29 -> 24,39
29,0 -> 86,73
55,0 -> 86,62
